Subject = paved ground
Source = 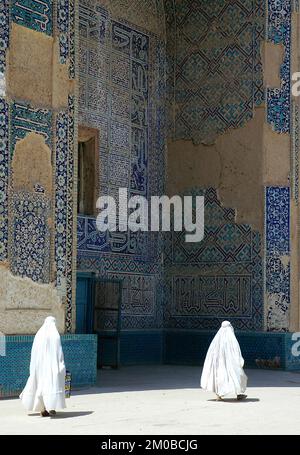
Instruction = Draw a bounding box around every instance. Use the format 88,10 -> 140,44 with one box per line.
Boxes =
1,365 -> 300,435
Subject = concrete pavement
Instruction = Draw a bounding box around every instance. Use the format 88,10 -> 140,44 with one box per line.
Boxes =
1,365 -> 300,435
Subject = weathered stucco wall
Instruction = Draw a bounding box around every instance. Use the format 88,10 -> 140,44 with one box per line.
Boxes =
0,2 -> 76,334
167,107 -> 265,233
0,264 -> 65,335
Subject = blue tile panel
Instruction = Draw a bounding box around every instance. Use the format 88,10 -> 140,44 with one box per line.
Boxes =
164,188 -> 264,331
267,0 -> 291,133
265,187 -> 291,331
11,0 -> 53,35
164,330 -> 300,371
0,335 -> 97,398
0,0 -> 9,75
57,0 -> 76,78
10,192 -> 51,283
164,0 -> 265,143
0,98 -> 9,261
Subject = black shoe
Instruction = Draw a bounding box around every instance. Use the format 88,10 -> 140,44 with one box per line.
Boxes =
40,410 -> 50,417
237,394 -> 247,400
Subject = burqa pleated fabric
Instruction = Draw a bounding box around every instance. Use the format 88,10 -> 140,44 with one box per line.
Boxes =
20,316 -> 66,412
200,321 -> 247,398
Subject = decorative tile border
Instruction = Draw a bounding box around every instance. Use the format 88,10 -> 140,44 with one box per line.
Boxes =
265,186 -> 290,255
266,0 -> 291,133
265,187 -> 291,331
56,0 -> 77,79
0,98 -> 9,261
54,110 -> 68,292
291,101 -> 299,204
0,0 -> 9,93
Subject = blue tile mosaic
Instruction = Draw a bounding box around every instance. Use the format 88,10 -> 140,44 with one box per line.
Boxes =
54,95 -> 76,332
10,192 -> 51,283
267,0 -> 291,133
11,0 -> 53,36
265,187 -> 291,332
57,0 -> 69,63
55,111 -> 68,290
291,102 -> 299,203
0,0 -> 9,77
164,0 -> 265,143
0,98 -> 9,262
266,187 -> 290,255
56,0 -> 76,78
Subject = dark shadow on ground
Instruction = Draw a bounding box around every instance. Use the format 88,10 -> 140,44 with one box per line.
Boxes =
28,411 -> 93,418
207,398 -> 260,403
70,365 -> 300,397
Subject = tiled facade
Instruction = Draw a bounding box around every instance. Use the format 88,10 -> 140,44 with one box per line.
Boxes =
77,0 -> 166,330
0,0 -> 300,389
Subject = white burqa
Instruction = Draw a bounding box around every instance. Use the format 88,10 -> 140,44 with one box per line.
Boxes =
20,316 -> 66,412
200,321 -> 247,398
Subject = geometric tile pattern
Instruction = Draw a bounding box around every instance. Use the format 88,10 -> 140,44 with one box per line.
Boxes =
0,0 -> 9,87
55,111 -> 69,291
55,95 -> 77,332
10,192 -> 51,283
11,0 -> 53,35
291,102 -> 299,204
164,0 -> 265,143
266,187 -> 290,255
66,94 -> 76,331
267,0 -> 291,133
57,0 -> 70,63
265,187 -> 291,332
57,0 -> 76,78
164,188 -> 264,331
0,98 -> 9,262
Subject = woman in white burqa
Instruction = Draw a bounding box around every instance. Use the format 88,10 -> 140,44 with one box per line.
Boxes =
201,321 -> 247,401
20,316 -> 66,416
